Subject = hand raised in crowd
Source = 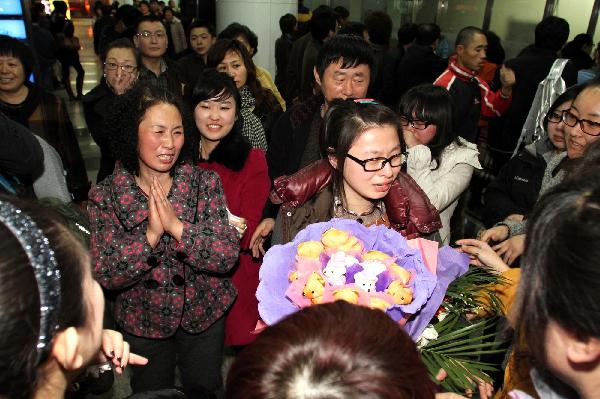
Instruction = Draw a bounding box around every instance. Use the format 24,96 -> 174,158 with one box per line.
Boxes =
456,238 -> 510,275
493,234 -> 525,265
96,329 -> 148,375
499,65 -> 516,96
480,224 -> 509,244
250,218 -> 275,258
402,128 -> 421,149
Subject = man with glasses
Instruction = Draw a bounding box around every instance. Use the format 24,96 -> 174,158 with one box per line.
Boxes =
134,14 -> 184,97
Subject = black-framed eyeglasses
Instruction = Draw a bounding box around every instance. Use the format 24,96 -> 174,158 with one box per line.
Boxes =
346,153 -> 406,172
546,109 -> 566,124
103,62 -> 137,73
136,30 -> 167,39
562,110 -> 600,136
400,116 -> 431,130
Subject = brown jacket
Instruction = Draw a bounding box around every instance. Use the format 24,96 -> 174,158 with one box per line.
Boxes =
272,160 -> 442,243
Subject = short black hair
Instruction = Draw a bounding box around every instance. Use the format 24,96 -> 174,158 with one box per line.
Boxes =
416,23 -> 441,46
535,16 -> 569,52
333,6 -> 349,21
455,26 -> 485,48
191,69 -> 250,172
0,35 -> 35,82
365,11 -> 392,45
338,22 -> 367,39
310,6 -> 337,42
397,22 -> 418,46
483,30 -> 505,65
398,84 -> 457,169
315,34 -> 374,79
218,23 -> 259,55
189,19 -> 216,37
134,13 -> 164,33
279,13 -> 296,35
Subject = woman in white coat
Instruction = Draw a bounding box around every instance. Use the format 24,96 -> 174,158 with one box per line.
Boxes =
399,84 -> 481,244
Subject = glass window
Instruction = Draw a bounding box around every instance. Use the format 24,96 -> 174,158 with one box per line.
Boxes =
556,0 -> 594,43
488,0 -> 546,59
436,0 -> 487,46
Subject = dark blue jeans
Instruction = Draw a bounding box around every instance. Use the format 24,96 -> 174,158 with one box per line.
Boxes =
123,318 -> 225,397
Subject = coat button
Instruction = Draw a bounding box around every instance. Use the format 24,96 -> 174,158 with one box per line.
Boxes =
172,274 -> 185,286
175,251 -> 188,261
147,255 -> 159,267
143,279 -> 160,289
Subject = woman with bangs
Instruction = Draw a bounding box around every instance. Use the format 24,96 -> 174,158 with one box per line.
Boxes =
88,84 -> 240,395
192,69 -> 270,348
272,98 -> 440,244
399,84 -> 481,245
206,38 -> 282,150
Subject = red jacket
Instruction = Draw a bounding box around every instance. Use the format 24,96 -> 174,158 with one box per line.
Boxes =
89,162 -> 240,338
271,160 -> 442,241
198,149 -> 270,345
434,56 -> 511,142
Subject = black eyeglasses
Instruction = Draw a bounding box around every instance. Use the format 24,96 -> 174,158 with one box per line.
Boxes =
103,62 -> 137,73
546,109 -> 566,124
346,153 -> 406,172
136,30 -> 167,39
562,110 -> 600,136
400,116 -> 431,130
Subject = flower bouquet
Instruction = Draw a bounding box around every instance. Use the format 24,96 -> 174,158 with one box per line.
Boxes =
257,219 -> 506,392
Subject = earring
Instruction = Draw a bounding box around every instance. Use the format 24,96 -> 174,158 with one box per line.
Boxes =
103,73 -> 106,78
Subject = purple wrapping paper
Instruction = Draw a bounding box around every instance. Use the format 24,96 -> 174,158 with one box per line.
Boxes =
257,218 -> 469,340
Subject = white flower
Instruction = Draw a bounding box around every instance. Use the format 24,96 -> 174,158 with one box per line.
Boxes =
437,311 -> 448,322
416,324 -> 439,348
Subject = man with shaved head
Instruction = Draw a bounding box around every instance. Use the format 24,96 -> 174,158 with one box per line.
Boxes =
435,26 -> 516,143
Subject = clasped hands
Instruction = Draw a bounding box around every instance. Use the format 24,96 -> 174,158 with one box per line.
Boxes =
146,176 -> 183,248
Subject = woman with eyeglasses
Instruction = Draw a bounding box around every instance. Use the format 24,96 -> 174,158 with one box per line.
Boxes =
399,85 -> 481,245
481,80 -> 600,260
271,98 -> 441,245
83,38 -> 140,183
483,85 -> 581,230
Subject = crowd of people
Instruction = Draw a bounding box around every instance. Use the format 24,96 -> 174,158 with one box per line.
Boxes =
1,1 -> 600,398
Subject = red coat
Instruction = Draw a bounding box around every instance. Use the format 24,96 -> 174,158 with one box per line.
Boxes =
198,149 -> 270,345
89,162 -> 240,338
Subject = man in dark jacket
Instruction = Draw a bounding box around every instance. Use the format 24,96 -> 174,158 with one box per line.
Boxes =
395,23 -> 447,101
275,13 -> 297,103
491,17 -> 577,161
177,19 -> 215,95
134,14 -> 184,97
286,6 -> 337,101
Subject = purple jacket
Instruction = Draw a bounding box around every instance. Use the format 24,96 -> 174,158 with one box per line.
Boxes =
89,162 -> 240,338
